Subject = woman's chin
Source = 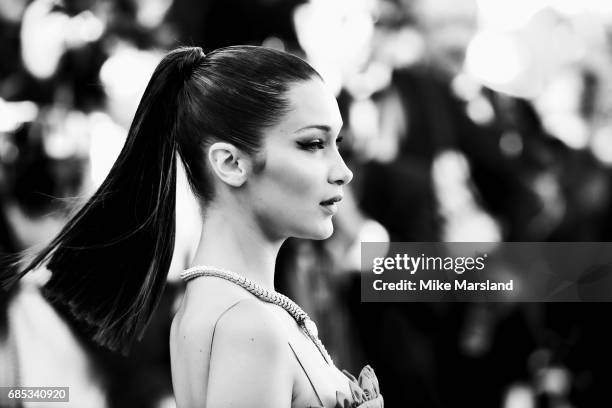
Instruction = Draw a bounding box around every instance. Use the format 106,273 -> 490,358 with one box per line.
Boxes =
286,218 -> 334,241
305,222 -> 334,240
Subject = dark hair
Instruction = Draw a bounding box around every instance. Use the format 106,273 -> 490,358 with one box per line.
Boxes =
0,45 -> 321,355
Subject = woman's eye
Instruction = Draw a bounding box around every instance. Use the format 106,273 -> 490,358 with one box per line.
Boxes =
298,140 -> 325,151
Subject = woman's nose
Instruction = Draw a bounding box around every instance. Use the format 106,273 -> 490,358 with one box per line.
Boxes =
329,153 -> 353,185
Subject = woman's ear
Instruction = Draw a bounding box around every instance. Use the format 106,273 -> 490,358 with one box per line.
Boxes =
207,142 -> 250,187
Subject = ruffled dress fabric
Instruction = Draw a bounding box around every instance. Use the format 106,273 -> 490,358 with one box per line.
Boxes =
309,365 -> 383,408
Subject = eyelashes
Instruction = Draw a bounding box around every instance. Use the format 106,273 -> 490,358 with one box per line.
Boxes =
297,140 -> 325,151
297,136 -> 344,151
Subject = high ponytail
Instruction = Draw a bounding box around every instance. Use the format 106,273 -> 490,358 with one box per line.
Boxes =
1,44 -> 322,355
0,47 -> 205,355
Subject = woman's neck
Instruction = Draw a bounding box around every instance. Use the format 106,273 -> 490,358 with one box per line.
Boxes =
190,204 -> 283,291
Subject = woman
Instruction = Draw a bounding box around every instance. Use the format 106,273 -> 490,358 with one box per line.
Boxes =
0,46 -> 383,407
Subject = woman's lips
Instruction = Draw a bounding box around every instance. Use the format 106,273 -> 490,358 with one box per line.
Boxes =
319,195 -> 343,205
319,194 -> 342,215
320,202 -> 338,215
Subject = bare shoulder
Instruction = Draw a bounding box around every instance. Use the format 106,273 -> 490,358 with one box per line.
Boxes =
169,282 -> 256,370
171,292 -> 288,362
170,287 -> 294,407
171,279 -> 254,337
212,297 -> 288,358
205,298 -> 294,407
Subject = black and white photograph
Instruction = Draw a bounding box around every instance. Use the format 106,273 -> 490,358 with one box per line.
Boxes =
2,0 -> 612,407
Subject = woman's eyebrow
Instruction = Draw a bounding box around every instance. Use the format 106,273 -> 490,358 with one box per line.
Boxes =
294,123 -> 345,134
294,124 -> 332,133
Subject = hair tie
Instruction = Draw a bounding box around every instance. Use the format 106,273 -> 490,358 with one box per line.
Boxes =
175,46 -> 205,81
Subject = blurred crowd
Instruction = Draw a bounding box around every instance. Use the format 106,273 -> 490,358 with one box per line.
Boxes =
3,0 -> 612,407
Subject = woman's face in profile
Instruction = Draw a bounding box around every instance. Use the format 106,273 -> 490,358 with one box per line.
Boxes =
245,78 -> 353,241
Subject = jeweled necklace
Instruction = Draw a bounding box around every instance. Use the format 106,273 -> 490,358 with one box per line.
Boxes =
180,265 -> 334,366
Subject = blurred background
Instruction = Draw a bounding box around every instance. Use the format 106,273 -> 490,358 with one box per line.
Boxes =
2,0 -> 612,407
